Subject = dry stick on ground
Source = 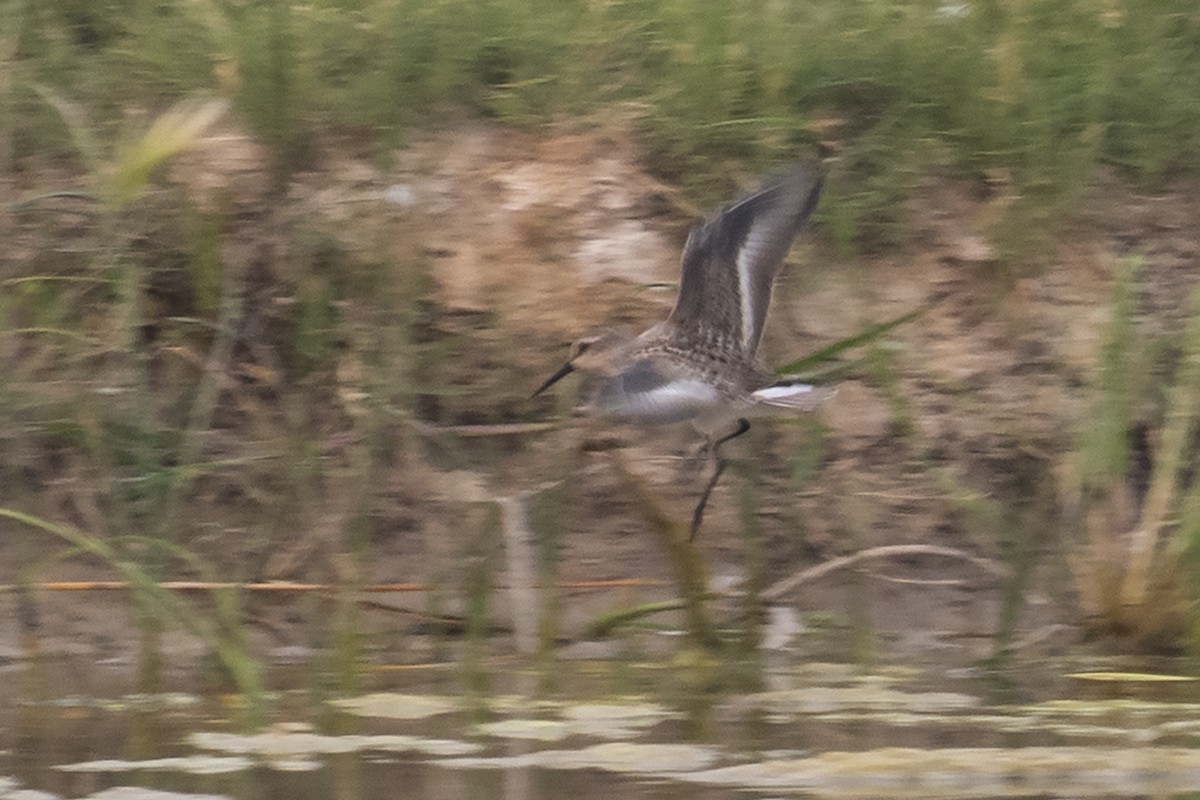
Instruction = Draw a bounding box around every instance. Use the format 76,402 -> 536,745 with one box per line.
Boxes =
585,546 -> 1008,637
762,544 -> 1009,602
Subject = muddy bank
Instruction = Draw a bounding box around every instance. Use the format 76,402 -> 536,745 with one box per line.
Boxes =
3,122 -> 1199,667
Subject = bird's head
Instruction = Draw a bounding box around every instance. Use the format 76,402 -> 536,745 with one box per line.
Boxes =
532,330 -> 629,397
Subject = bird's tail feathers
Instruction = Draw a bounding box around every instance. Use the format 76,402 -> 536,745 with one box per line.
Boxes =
751,381 -> 835,411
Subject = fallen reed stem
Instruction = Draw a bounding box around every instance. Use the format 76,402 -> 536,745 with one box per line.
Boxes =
0,578 -> 669,593
763,544 -> 1009,601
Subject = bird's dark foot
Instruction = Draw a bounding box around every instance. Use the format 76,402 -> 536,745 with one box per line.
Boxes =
717,417 -> 752,447
689,418 -> 750,541
690,456 -> 728,541
687,417 -> 750,469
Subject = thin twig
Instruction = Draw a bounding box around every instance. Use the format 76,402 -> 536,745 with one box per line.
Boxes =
862,572 -> 966,587
411,421 -> 560,437
0,578 -> 668,594
5,190 -> 99,211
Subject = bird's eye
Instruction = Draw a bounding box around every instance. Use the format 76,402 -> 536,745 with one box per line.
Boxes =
575,340 -> 592,355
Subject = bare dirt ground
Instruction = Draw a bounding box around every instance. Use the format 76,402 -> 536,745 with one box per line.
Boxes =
3,120 -> 1199,669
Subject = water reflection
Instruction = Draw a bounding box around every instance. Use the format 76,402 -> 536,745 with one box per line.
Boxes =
3,655 -> 1200,800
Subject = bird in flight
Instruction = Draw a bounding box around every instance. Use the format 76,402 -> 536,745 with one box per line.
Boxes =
534,165 -> 830,538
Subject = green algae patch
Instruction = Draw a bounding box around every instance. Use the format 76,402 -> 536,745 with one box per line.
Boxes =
475,698 -> 674,742
56,756 -> 252,775
1014,699 -> 1200,721
475,719 -> 572,742
83,789 -> 231,800
188,727 -> 481,769
679,746 -> 1200,797
441,742 -> 719,774
38,694 -> 200,712
484,695 -> 564,714
537,742 -> 718,773
736,686 -> 980,716
798,706 -> 1200,744
1067,671 -> 1199,682
328,692 -> 458,720
0,777 -> 60,800
558,700 -> 676,738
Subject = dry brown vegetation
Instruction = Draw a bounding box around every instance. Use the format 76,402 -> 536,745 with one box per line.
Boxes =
5,1 -> 1200,675
5,118 -> 1200,667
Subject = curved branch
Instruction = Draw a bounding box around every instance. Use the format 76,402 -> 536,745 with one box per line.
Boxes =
763,544 -> 1009,601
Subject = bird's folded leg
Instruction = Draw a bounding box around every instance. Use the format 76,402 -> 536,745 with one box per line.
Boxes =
690,418 -> 751,541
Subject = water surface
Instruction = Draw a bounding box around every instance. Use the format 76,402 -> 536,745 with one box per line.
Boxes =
3,650 -> 1200,800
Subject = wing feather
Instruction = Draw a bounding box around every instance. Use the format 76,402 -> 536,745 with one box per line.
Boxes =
668,166 -> 823,357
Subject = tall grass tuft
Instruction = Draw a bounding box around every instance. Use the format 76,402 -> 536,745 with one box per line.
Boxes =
8,0 -> 1200,677
1068,259 -> 1200,650
3,91 -> 278,709
11,1 -> 1200,247
0,508 -> 267,722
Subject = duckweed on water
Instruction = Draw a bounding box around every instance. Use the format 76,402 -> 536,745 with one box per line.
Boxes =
326,690 -> 675,740
187,729 -> 481,770
56,756 -> 252,775
1017,699 -> 1200,717
0,777 -> 58,800
84,789 -> 230,800
678,746 -> 1200,798
1066,672 -> 1199,682
557,701 -> 675,738
473,699 -> 675,741
327,692 -> 458,720
36,694 -> 200,712
734,686 -> 981,716
440,742 -> 719,774
483,695 -> 565,714
434,742 -> 1200,797
20,788 -> 236,800
474,718 -> 572,742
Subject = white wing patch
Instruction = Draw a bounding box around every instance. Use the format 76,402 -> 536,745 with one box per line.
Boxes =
736,227 -> 764,352
751,383 -> 835,411
736,217 -> 786,354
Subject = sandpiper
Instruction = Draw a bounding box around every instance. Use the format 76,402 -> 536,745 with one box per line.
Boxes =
534,165 -> 830,538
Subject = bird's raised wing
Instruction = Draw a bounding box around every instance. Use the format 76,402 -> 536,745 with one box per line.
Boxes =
668,166 -> 823,358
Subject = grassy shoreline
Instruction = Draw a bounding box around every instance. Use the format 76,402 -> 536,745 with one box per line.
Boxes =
8,1 -> 1200,245
5,0 -> 1200,667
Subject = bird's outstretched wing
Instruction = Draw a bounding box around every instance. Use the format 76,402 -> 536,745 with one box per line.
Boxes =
668,166 -> 823,358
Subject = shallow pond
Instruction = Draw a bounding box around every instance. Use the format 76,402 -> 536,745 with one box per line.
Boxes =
4,649 -> 1200,800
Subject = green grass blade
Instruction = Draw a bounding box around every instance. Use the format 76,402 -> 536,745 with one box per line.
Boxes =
31,84 -> 104,179
108,98 -> 228,209
0,507 -> 267,722
774,304 -> 932,376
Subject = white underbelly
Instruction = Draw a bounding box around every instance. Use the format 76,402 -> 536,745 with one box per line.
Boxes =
590,377 -> 723,426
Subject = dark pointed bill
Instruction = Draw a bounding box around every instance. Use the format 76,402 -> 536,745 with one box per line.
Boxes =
532,362 -> 575,398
